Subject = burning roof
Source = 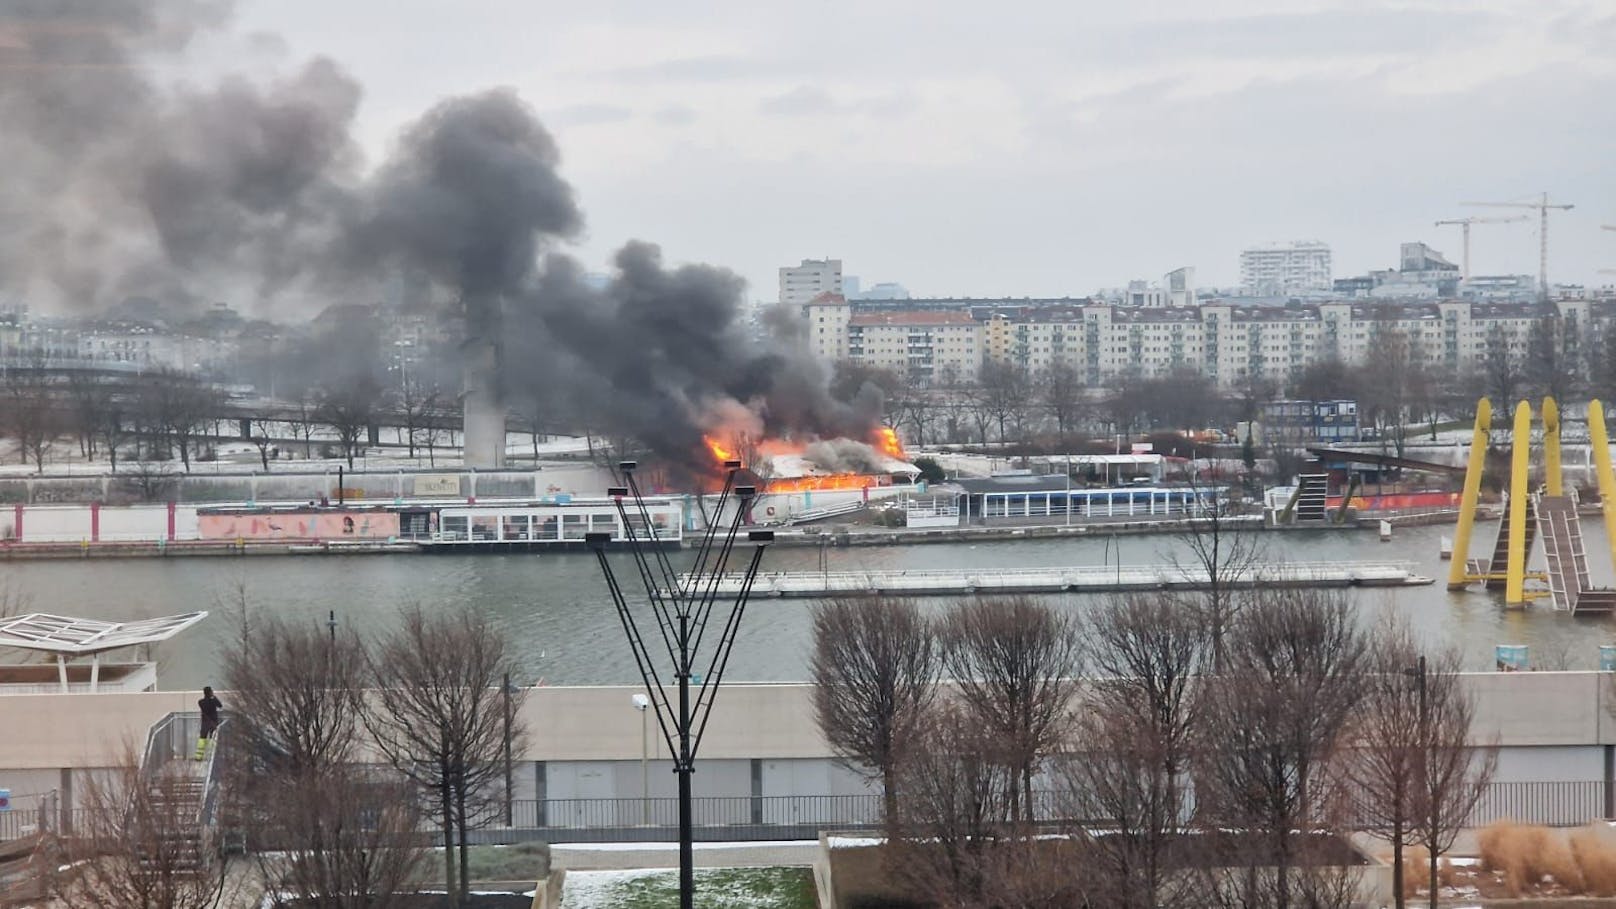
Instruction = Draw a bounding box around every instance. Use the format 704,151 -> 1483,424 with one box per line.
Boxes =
702,426 -> 918,492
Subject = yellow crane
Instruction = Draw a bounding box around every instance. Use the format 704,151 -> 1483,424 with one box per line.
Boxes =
1462,192 -> 1575,299
1433,215 -> 1528,281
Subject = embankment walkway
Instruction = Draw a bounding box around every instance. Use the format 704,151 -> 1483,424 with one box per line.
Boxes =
684,560 -> 1434,598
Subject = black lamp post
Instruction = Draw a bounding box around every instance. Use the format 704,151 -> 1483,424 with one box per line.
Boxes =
586,458 -> 772,909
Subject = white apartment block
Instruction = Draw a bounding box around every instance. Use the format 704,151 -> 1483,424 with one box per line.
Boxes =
798,293 -> 851,361
803,296 -> 1614,390
847,310 -> 981,384
779,258 -> 843,306
1240,241 -> 1333,295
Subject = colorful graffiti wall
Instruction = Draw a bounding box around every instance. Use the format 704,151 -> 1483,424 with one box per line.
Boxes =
197,511 -> 400,541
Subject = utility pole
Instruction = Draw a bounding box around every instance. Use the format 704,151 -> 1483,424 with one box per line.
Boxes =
1462,192 -> 1575,301
503,672 -> 514,828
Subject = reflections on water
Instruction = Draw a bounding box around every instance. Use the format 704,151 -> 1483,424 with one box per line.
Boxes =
7,521 -> 1616,688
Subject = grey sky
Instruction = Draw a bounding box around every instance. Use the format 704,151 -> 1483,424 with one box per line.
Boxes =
216,0 -> 1615,298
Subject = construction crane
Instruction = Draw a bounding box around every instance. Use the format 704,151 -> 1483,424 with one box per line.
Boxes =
1462,192 -> 1575,300
1433,215 -> 1528,281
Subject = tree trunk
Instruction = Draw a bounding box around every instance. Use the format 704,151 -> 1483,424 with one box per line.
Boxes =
441,775 -> 458,908
1391,818 -> 1405,909
455,770 -> 470,903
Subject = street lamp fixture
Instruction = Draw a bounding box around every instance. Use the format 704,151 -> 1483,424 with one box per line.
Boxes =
632,692 -> 651,825
589,459 -> 771,909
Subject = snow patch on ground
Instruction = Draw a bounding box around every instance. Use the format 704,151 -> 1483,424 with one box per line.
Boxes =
553,840 -> 813,852
560,867 -> 808,909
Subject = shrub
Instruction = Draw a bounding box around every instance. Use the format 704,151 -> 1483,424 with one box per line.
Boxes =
1572,825 -> 1616,896
1480,820 -> 1584,895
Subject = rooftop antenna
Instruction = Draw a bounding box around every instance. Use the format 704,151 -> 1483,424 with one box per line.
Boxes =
586,458 -> 772,909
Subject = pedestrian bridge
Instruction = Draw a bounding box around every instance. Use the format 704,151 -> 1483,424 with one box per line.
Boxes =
681,560 -> 1433,598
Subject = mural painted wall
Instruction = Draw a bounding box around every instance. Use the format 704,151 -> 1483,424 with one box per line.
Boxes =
198,511 -> 400,541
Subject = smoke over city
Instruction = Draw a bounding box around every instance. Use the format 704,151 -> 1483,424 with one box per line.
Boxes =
0,1 -> 885,470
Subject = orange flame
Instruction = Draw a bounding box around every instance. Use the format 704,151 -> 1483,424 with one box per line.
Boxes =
766,474 -> 880,493
875,426 -> 905,460
704,436 -> 734,462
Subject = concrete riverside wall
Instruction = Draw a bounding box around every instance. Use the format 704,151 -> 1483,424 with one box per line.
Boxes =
0,684 -> 828,770
5,674 -> 1616,811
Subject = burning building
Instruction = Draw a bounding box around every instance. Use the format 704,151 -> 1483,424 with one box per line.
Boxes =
705,427 -> 918,503
0,5 -> 896,476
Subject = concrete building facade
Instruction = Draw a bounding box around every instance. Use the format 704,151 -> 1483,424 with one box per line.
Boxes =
779,258 -> 843,306
1240,241 -> 1333,295
2,674 -> 1615,827
799,295 -> 1615,389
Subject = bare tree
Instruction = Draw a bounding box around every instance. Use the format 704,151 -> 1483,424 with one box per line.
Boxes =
136,372 -> 222,472
974,360 -> 1033,445
1289,357 -> 1356,402
3,366 -> 57,472
48,750 -> 236,909
1408,647 -> 1497,909
92,390 -> 132,473
293,388 -> 320,459
397,379 -> 442,460
119,459 -> 180,503
1358,328 -> 1418,458
1194,587 -> 1368,909
64,371 -> 107,461
810,596 -> 940,822
1065,593 -> 1208,909
1526,312 -> 1582,402
940,595 -> 1082,825
317,376 -> 381,469
225,613 -> 367,773
364,605 -> 527,908
249,418 -> 279,471
1040,360 -> 1088,448
223,610 -> 425,907
888,699 -> 1088,908
1350,617 -> 1426,909
1169,479 -> 1263,671
1482,323 -> 1524,412
1106,369 -> 1151,439
255,769 -> 426,909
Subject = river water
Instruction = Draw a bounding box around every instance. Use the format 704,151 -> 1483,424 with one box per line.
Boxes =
7,522 -> 1616,688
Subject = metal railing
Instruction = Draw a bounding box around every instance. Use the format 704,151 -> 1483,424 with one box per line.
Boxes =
7,781 -> 1608,845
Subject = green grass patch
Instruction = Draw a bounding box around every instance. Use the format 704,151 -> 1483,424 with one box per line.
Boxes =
561,866 -> 815,909
420,843 -> 549,883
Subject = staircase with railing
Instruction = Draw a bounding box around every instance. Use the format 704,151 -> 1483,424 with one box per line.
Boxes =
134,711 -> 229,875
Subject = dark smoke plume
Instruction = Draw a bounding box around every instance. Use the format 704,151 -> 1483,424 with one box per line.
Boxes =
511,245 -> 883,470
0,0 -> 889,469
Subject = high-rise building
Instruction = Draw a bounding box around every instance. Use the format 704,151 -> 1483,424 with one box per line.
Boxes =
779,258 -> 843,306
1239,241 -> 1333,295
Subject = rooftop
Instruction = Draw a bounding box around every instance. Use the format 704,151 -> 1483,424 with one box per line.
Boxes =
849,310 -> 976,327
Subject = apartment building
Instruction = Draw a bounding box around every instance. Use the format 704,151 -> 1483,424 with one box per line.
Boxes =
779,258 -> 843,306
803,295 -> 1616,389
846,309 -> 981,383
798,292 -> 851,360
1240,241 -> 1333,295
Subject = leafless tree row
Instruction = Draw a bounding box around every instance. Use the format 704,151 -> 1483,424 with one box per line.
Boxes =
812,589 -> 1494,909
45,598 -> 526,909
225,600 -> 523,909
